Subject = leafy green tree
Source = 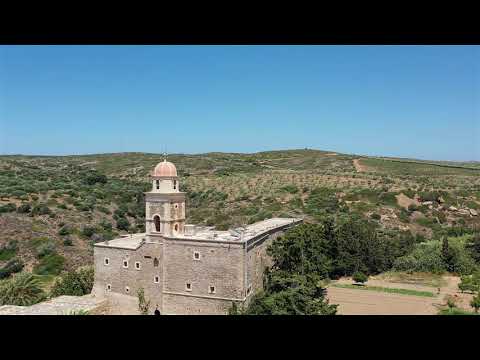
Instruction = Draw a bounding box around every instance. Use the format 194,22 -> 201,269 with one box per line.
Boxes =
470,294 -> 480,313
466,233 -> 480,263
245,272 -> 337,315
83,171 -> 107,185
458,272 -> 480,294
0,273 -> 46,306
332,216 -> 390,276
441,237 -> 455,272
267,222 -> 334,278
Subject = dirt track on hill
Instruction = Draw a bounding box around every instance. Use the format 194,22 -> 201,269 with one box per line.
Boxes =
353,159 -> 368,172
396,193 -> 419,209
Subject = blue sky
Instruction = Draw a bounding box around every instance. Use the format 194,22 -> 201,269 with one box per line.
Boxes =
0,45 -> 478,161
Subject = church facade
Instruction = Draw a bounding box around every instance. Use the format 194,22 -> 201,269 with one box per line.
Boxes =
92,159 -> 302,315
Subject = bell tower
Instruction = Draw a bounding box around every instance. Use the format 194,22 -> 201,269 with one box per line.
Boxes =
145,158 -> 186,238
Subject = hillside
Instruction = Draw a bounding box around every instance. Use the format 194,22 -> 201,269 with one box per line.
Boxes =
1,149 -> 480,282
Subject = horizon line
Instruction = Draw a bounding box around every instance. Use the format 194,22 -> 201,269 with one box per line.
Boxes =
0,148 -> 478,164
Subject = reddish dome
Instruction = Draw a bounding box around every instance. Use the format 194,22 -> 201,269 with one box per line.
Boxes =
153,160 -> 177,177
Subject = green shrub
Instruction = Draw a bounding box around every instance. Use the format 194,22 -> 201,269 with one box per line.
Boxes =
471,294 -> 480,313
393,236 -> 477,275
100,219 -> 113,231
81,226 -> 96,238
352,272 -> 368,284
16,203 -> 31,214
0,259 -> 24,279
281,185 -> 299,194
305,187 -> 342,216
393,241 -> 446,274
82,171 -> 107,185
97,205 -> 111,214
0,273 -> 46,306
58,225 -> 71,236
370,213 -> 381,220
31,203 -> 51,216
116,218 -> 130,231
33,253 -> 65,276
63,237 -> 73,246
50,266 -> 94,297
378,192 -> 399,207
407,204 -> 418,213
0,240 -> 18,261
36,241 -> 56,259
398,210 -> 410,223
0,203 -> 16,213
458,273 -> 480,293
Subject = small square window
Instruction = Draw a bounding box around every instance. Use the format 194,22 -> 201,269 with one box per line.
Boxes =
193,251 -> 201,260
125,286 -> 130,293
123,260 -> 128,268
209,286 -> 216,294
186,283 -> 192,291
104,258 -> 109,266
135,262 -> 141,270
106,284 -> 111,291
154,276 -> 159,284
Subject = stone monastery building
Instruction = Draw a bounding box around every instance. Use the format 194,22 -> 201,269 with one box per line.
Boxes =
93,159 -> 302,315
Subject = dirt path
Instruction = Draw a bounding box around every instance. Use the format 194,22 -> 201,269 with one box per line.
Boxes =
353,159 -> 368,173
395,193 -> 419,209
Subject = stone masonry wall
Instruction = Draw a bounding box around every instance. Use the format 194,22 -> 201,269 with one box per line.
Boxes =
162,239 -> 245,314
162,293 -> 233,315
93,241 -> 164,313
244,231 -> 284,305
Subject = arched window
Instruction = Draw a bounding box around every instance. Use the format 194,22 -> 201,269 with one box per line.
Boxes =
173,180 -> 177,190
174,224 -> 179,232
154,215 -> 161,232
153,258 -> 159,267
156,180 -> 160,190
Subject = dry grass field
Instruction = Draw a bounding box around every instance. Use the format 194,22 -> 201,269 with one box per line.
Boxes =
326,273 -> 475,315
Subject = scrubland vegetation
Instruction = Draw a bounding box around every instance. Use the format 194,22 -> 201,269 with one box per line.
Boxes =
1,150 -> 480,312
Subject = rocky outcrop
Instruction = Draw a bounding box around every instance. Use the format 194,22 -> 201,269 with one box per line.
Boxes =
0,295 -> 107,315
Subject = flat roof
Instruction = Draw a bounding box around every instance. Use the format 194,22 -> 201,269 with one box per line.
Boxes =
174,217 -> 302,243
95,233 -> 146,250
94,217 -> 302,249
